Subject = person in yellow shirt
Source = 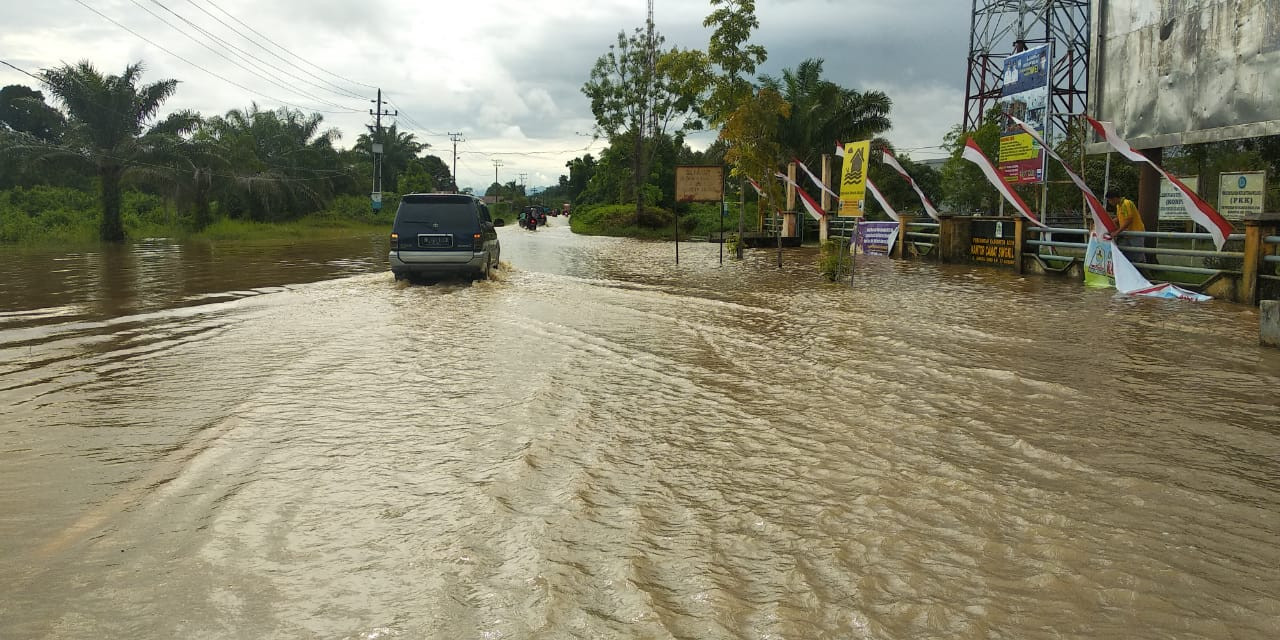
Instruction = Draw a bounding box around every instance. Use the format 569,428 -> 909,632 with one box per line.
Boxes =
1106,190 -> 1146,263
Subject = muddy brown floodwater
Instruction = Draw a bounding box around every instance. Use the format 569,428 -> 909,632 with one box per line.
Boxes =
2,217 -> 1279,639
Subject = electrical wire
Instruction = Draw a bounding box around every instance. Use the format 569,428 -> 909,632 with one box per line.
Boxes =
180,0 -> 368,100
127,0 -> 362,112
205,0 -> 379,90
145,0 -> 368,103
71,0 -> 360,115
1,60 -> 364,181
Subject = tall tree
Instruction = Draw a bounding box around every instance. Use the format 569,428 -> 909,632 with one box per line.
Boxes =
704,0 -> 768,255
564,154 -> 596,204
721,87 -> 791,217
0,85 -> 65,141
583,17 -> 708,222
761,58 -> 893,171
355,123 -> 426,193
40,61 -> 185,242
204,104 -> 346,221
703,0 -> 767,127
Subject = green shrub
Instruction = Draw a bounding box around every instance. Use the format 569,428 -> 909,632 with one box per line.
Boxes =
819,237 -> 851,281
724,233 -> 741,257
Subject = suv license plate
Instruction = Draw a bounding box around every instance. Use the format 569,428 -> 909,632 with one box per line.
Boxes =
419,235 -> 452,248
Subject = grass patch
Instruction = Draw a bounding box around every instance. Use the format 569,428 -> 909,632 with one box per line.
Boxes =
0,186 -> 396,247
570,202 -> 746,240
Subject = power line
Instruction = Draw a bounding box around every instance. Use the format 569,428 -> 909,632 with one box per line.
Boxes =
127,0 -> 363,112
146,0 -> 367,103
180,0 -> 367,100
2,58 -> 368,181
385,99 -> 446,137
71,0 -> 360,115
205,0 -> 379,90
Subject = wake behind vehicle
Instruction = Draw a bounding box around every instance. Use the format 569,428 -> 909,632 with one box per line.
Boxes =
389,193 -> 502,282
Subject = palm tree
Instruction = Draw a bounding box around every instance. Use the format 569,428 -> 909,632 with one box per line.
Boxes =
41,61 -> 185,242
761,58 -> 892,167
355,123 -> 426,193
204,104 -> 347,221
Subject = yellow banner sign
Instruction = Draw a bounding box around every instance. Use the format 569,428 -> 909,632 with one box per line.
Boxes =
839,141 -> 869,215
999,132 -> 1037,162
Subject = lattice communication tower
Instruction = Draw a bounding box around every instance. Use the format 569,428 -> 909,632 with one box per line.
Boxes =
963,0 -> 1090,144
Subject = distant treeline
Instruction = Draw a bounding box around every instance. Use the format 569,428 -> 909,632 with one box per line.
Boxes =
0,61 -> 455,243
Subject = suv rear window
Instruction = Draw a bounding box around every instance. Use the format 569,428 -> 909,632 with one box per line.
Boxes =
395,201 -> 477,227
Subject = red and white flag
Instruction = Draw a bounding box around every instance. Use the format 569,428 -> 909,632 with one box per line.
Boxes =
775,172 -> 825,220
1007,115 -> 1115,235
1084,116 -> 1233,250
865,178 -> 899,222
747,177 -> 767,198
960,138 -> 1045,227
835,141 -> 845,158
794,157 -> 838,200
880,149 -> 940,221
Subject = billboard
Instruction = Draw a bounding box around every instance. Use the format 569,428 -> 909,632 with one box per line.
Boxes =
1088,0 -> 1280,150
998,45 -> 1050,184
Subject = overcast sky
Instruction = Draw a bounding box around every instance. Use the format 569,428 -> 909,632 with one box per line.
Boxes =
0,0 -> 971,192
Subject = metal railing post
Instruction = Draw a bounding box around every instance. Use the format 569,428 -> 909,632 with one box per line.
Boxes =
897,215 -> 913,259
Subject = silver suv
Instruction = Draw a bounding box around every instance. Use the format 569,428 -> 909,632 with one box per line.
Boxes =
389,193 -> 502,282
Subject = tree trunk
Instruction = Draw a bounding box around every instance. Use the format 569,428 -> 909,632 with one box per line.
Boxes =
99,164 -> 125,243
737,176 -> 745,259
634,131 -> 644,226
193,168 -> 213,230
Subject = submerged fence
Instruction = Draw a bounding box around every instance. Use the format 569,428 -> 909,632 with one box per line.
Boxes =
883,213 -> 1280,305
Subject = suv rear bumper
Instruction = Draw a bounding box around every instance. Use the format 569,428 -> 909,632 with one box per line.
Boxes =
389,251 -> 488,276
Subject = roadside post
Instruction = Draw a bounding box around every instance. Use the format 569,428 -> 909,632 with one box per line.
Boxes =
675,165 -> 726,266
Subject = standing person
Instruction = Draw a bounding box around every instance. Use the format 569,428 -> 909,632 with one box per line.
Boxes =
1106,190 -> 1146,263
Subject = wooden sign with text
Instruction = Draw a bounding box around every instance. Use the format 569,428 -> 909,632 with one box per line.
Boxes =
675,165 -> 725,203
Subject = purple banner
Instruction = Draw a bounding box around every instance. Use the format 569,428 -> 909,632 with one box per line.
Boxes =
856,221 -> 899,256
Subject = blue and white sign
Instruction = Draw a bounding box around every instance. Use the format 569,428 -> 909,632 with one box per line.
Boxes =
1218,171 -> 1266,220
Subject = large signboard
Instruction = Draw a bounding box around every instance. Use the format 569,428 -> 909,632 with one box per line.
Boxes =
1217,172 -> 1267,219
998,45 -> 1050,184
675,165 -> 724,202
838,140 -> 869,216
1089,0 -> 1280,150
1157,176 -> 1199,221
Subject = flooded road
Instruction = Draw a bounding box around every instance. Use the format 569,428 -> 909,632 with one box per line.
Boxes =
3,218 -> 1279,638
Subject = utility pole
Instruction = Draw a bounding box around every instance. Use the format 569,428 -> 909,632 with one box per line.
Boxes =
448,132 -> 464,191
492,159 -> 504,203
369,89 -> 396,209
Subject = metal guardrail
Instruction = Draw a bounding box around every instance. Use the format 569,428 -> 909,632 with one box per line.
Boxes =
903,222 -> 938,250
1025,226 -> 1247,277
1263,236 -> 1280,282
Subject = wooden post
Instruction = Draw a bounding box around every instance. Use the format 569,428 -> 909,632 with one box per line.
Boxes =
820,154 -> 831,243
785,162 -> 797,211
938,214 -> 972,263
897,215 -> 913,259
1013,216 -> 1025,275
1241,212 -> 1280,306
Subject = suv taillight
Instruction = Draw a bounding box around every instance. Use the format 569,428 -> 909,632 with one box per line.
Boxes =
390,232 -> 399,250
472,233 -> 483,251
